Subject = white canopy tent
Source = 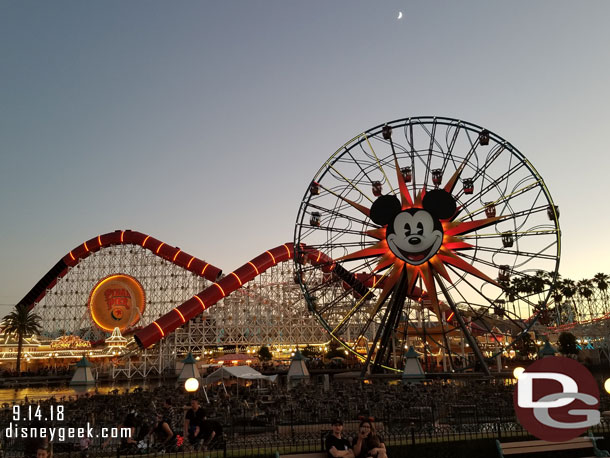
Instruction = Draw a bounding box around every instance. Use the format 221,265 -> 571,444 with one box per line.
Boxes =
204,365 -> 278,385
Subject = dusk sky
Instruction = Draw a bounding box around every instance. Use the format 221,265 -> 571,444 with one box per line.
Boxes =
1,1 -> 609,317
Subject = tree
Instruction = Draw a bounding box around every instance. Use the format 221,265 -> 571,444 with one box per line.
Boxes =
557,332 -> 579,357
257,345 -> 272,362
577,279 -> 595,319
594,273 -> 609,314
593,273 -> 609,292
559,279 -> 578,322
1,304 -> 43,373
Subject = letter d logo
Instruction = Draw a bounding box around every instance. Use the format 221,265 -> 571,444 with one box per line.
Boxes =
517,372 -> 578,408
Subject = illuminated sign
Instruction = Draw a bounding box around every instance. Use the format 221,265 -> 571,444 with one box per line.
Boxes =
51,335 -> 91,350
88,274 -> 145,332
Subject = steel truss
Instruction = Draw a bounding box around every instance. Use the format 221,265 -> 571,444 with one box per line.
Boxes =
553,288 -> 610,325
172,260 -> 329,356
36,245 -> 210,341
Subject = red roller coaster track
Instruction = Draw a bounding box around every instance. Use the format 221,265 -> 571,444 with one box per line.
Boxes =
133,244 -> 431,348
16,231 -> 433,349
16,230 -> 222,311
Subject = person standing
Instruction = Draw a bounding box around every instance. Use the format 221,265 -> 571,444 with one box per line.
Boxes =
325,419 -> 354,458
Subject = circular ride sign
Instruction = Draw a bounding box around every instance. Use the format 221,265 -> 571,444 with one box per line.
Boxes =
88,274 -> 145,332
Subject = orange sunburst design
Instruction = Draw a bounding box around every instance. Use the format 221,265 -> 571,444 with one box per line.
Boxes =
366,228 -> 386,240
336,241 -> 387,262
328,156 -> 509,321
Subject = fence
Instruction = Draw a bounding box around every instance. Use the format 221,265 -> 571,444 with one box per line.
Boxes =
3,414 -> 610,457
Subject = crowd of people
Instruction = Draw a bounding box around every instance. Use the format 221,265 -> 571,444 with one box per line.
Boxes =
0,378 -> 524,457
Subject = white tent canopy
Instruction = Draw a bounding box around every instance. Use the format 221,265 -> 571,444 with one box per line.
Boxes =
204,365 -> 278,384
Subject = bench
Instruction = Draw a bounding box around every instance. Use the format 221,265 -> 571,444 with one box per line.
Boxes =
496,432 -> 609,457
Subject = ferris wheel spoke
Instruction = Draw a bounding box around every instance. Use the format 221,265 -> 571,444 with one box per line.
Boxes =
441,121 -> 466,171
434,273 -> 491,375
361,132 -> 392,186
327,164 -> 374,204
316,183 -> 372,218
344,147 -> 380,187
458,180 -> 542,221
306,241 -> 381,252
300,225 -> 374,238
471,141 -> 507,181
443,264 -> 526,336
459,228 -> 559,240
468,245 -> 558,261
457,162 -> 529,214
330,278 -> 382,335
438,125 -> 483,195
421,120 -> 439,190
306,202 -> 373,227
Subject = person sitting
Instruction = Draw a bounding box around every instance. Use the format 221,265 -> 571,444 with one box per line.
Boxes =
352,420 -> 387,458
150,411 -> 177,452
200,410 -> 224,450
184,399 -> 205,450
325,418 -> 354,458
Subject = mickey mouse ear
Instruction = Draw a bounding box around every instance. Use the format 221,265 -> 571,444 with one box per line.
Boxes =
370,195 -> 402,226
422,189 -> 456,220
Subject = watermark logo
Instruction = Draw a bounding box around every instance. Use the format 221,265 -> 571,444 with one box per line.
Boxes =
513,356 -> 600,441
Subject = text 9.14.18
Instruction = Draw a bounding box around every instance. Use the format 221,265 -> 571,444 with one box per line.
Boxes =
13,404 -> 64,422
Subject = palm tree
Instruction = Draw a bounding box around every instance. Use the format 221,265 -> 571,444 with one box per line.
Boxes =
593,273 -> 610,314
1,304 -> 43,373
577,279 -> 595,320
532,270 -> 549,295
559,279 -> 577,322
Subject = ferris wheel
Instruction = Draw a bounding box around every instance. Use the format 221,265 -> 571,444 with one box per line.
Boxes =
294,116 -> 561,375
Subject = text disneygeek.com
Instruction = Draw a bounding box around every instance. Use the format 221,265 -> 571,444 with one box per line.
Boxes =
4,423 -> 131,442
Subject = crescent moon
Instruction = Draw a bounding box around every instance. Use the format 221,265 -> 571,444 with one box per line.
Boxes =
397,11 -> 403,19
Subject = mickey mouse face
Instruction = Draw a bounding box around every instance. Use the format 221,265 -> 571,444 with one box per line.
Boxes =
370,189 -> 457,266
387,209 -> 443,265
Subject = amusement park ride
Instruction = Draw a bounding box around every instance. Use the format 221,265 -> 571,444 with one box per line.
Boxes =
14,115 -> 608,379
